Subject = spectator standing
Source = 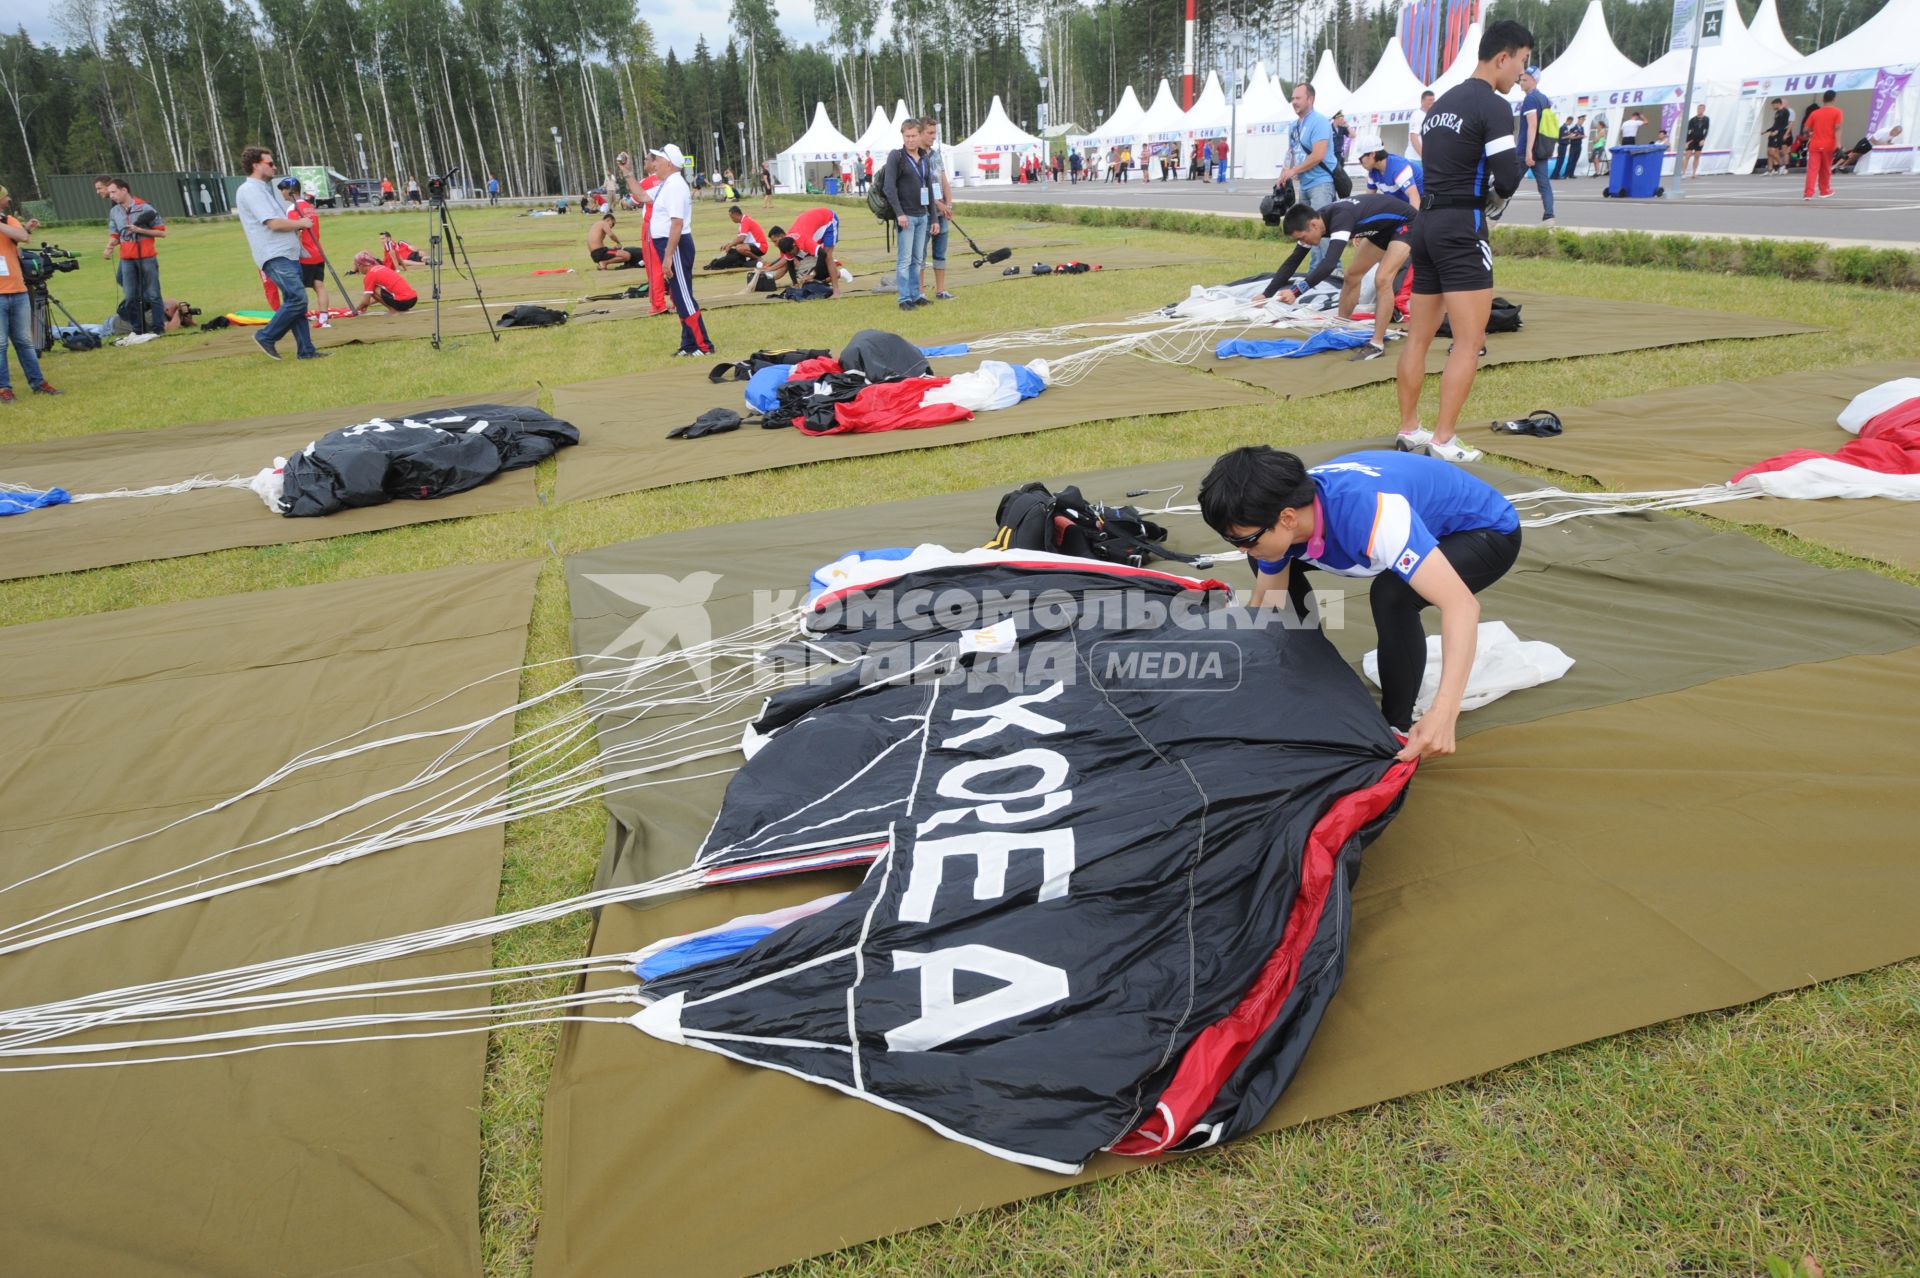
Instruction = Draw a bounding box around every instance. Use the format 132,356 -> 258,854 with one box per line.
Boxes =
0,185 -> 58,401
920,117 -> 955,302
1551,115 -> 1579,178
96,175 -> 131,329
235,146 -> 323,361
1589,115 -> 1610,176
759,158 -> 775,208
1803,89 -> 1842,198
488,174 -> 500,204
406,175 -> 422,204
1410,90 -> 1436,159
277,174 -> 331,324
882,117 -> 932,310
643,144 -> 712,356
1619,110 -> 1643,143
1517,67 -> 1557,224
1275,82 -> 1337,271
105,178 -> 167,336
1215,135 -> 1230,182
1764,98 -> 1792,173
1684,104 -> 1710,178
1069,149 -> 1083,182
1330,112 -> 1353,168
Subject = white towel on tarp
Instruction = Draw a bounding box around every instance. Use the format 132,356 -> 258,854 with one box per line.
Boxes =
1363,620 -> 1574,718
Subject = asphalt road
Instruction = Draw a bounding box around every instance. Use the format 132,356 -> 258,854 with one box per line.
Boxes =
953,170 -> 1920,245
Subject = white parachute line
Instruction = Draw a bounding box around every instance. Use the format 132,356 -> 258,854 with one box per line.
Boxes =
0,869 -> 705,1044
0,953 -> 636,1048
0,1014 -> 636,1073
0,612 -> 800,920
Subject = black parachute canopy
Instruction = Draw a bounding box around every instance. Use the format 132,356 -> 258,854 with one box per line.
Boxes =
632,555 -> 1414,1172
276,404 -> 579,517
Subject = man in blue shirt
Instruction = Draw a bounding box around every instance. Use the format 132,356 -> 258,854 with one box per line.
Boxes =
1274,83 -> 1338,271
1517,67 -> 1557,223
1358,145 -> 1423,208
1200,445 -> 1522,761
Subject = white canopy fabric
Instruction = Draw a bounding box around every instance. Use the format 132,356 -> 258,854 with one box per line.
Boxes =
1140,79 -> 1189,142
1786,0 -> 1920,72
1343,35 -> 1426,126
1747,0 -> 1802,63
773,102 -> 859,191
954,95 -> 1044,183
851,105 -> 899,160
1185,70 -> 1233,138
1304,48 -> 1351,117
1237,60 -> 1294,179
1089,84 -> 1149,149
1538,1 -> 1641,101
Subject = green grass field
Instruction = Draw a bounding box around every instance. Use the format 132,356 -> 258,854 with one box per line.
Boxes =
3,203 -> 1915,1278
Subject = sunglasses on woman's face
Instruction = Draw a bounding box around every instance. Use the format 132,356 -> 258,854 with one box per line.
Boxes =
1222,522 -> 1272,551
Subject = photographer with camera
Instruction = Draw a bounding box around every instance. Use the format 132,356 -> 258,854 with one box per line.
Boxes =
105,177 -> 167,337
0,185 -> 60,402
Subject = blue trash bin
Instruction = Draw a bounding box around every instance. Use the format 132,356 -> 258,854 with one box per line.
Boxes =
1608,145 -> 1666,198
824,175 -> 841,196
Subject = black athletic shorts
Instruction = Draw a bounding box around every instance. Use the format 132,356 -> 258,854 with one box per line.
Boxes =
1409,208 -> 1492,295
1685,139 -> 1705,153
590,246 -> 618,263
378,289 -> 416,312
1357,221 -> 1413,254
300,261 -> 324,287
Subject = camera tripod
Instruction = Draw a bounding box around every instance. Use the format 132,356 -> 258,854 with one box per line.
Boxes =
424,168 -> 498,350
28,283 -> 91,354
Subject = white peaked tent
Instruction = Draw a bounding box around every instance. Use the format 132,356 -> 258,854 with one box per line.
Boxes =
1748,0 -> 1801,63
1080,84 -> 1148,175
1610,1 -> 1792,175
1305,48 -> 1351,117
851,105 -> 897,165
1237,60 -> 1294,179
773,102 -> 858,192
1745,0 -> 1920,174
1344,35 -> 1427,154
1139,79 -> 1189,171
1185,69 -> 1234,171
1428,21 -> 1484,99
1539,2 -> 1641,101
954,95 -> 1044,184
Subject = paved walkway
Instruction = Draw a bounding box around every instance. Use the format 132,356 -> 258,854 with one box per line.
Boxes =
954,170 -> 1920,246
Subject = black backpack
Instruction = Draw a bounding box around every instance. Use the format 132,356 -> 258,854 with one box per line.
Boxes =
498,304 -> 568,328
1438,297 -> 1522,338
708,347 -> 831,383
988,483 -> 1210,569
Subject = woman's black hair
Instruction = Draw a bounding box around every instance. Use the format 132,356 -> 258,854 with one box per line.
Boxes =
1198,446 -> 1317,536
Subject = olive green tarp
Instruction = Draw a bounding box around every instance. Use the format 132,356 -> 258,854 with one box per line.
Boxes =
1187,290 -> 1820,398
0,389 -> 541,581
1479,360 -> 1920,573
535,451 -> 1920,1278
549,356 -> 1269,503
547,292 -> 1820,504
0,560 -> 541,1277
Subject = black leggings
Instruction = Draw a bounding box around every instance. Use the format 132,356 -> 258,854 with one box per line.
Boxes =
1285,526 -> 1523,731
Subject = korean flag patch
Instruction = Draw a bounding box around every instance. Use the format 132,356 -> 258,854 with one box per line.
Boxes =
1394,547 -> 1422,575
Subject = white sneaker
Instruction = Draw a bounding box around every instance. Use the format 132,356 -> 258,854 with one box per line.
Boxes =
1395,427 -> 1433,452
1429,437 -> 1483,464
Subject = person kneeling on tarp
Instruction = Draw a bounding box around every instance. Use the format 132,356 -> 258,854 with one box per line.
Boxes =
588,212 -> 639,269
1261,194 -> 1416,362
749,206 -> 842,297
707,205 -> 769,269
1200,444 -> 1521,761
350,251 -> 418,312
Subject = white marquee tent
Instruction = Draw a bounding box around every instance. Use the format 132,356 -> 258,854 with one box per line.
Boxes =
1139,79 -> 1190,173
953,95 -> 1044,184
1740,0 -> 1920,174
773,102 -> 858,192
1605,0 -> 1794,175
1236,60 -> 1294,180
1538,1 -> 1642,102
1343,35 -> 1427,154
1076,85 -> 1149,177
1747,0 -> 1802,63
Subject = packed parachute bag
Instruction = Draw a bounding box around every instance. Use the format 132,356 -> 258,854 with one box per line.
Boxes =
1438,296 -> 1522,337
988,482 -> 1215,568
498,304 -> 570,328
708,346 -> 833,384
838,328 -> 931,381
247,404 -> 579,516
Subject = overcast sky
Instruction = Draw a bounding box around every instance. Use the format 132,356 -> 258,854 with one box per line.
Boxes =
8,0 -> 829,58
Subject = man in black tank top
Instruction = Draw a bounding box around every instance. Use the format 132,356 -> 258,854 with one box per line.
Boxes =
1394,18 -> 1532,464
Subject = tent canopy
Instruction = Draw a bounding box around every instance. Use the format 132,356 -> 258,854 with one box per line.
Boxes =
1784,0 -> 1920,74
957,95 -> 1043,153
1304,48 -> 1351,117
1141,78 -> 1189,141
1429,21 -> 1485,99
778,102 -> 857,162
1747,0 -> 1803,63
1185,69 -> 1233,136
1538,1 -> 1642,100
1089,85 -> 1149,146
1238,60 -> 1293,126
1343,34 -> 1426,122
852,105 -> 900,158
1621,2 -> 1789,94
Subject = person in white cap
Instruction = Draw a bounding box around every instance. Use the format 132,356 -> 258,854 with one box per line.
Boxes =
636,143 -> 712,357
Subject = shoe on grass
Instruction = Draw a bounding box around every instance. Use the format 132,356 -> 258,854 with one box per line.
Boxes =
0,387 -> 14,403
1348,342 -> 1386,362
1430,437 -> 1483,464
936,290 -> 954,300
32,382 -> 61,394
253,334 -> 281,360
1395,426 -> 1433,452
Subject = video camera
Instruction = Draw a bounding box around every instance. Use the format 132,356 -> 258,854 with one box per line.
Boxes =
21,244 -> 79,289
426,166 -> 459,203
